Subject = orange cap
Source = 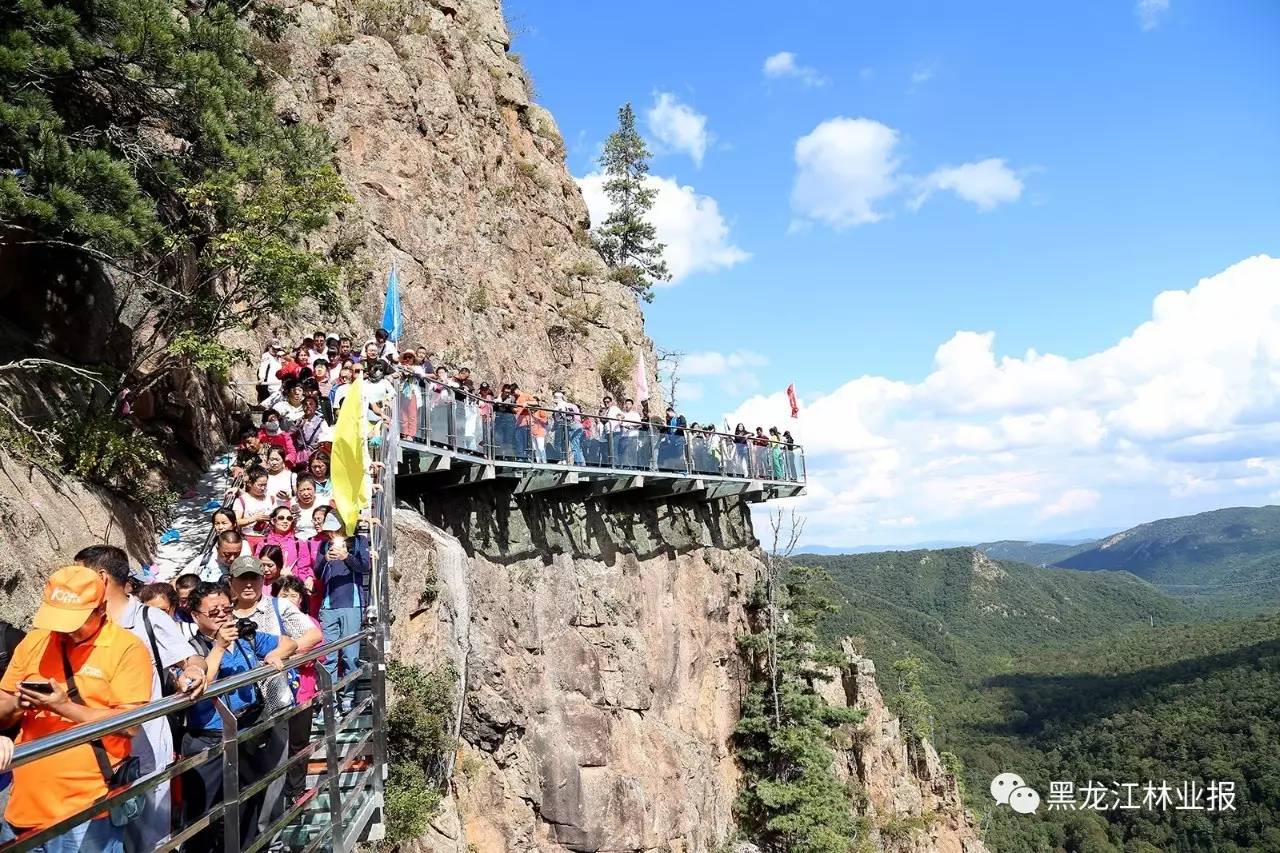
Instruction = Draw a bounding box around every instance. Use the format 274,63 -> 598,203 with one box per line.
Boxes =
32,566 -> 106,633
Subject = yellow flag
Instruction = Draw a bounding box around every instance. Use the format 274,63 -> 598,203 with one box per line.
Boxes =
331,377 -> 369,534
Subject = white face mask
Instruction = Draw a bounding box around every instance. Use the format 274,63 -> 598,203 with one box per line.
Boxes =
265,422 -> 280,434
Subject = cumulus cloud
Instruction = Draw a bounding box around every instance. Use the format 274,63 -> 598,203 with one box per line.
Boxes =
791,118 -> 902,229
909,63 -> 937,90
725,256 -> 1280,546
681,350 -> 769,397
1136,0 -> 1170,30
646,92 -> 712,167
913,159 -> 1025,211
577,172 -> 750,283
763,51 -> 827,87
790,118 -> 1024,228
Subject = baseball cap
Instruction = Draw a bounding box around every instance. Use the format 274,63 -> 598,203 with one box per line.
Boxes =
33,566 -> 106,633
230,555 -> 263,577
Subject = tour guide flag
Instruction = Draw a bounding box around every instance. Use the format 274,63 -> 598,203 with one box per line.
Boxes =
633,352 -> 650,402
787,383 -> 799,418
381,264 -> 403,342
331,378 -> 370,534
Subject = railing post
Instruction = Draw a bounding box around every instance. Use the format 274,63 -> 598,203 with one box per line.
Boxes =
214,699 -> 241,852
315,664 -> 343,846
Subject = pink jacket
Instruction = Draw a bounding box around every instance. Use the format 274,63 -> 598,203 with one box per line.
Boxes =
257,528 -> 316,584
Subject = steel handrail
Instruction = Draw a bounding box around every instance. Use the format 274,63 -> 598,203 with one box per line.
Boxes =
394,374 -> 806,485
6,629 -> 371,770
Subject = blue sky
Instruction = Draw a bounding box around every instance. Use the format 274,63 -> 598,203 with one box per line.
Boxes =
506,0 -> 1280,546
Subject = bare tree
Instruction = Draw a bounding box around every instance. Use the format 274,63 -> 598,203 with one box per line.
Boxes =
763,507 -> 805,726
655,347 -> 685,411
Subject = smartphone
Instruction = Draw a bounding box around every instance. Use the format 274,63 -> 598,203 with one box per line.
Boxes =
18,680 -> 53,694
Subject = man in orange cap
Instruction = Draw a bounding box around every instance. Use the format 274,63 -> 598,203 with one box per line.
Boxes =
0,566 -> 152,852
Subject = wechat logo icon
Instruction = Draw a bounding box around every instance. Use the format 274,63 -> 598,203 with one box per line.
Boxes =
990,772 -> 1040,814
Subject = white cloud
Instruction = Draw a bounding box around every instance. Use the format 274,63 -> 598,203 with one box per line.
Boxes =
683,350 -> 769,376
763,51 -> 827,87
646,92 -> 712,167
913,159 -> 1025,211
790,118 -> 1025,229
1136,0 -> 1170,30
725,256 -> 1280,546
791,118 -> 902,229
1040,489 -> 1101,519
577,172 -> 750,283
909,63 -> 937,89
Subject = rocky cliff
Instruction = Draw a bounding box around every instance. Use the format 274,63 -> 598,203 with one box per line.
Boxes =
386,485 -> 986,853
267,0 -> 655,401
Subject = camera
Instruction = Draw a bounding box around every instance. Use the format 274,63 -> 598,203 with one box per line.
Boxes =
235,617 -> 258,641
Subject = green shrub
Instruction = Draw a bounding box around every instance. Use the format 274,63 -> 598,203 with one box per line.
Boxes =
597,342 -> 635,397
383,660 -> 455,841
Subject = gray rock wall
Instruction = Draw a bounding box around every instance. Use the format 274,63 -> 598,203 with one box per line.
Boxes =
390,493 -> 761,852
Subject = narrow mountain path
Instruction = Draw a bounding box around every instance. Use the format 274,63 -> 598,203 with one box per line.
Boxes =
151,455 -> 234,580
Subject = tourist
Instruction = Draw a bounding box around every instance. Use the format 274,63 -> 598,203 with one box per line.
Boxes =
226,557 -> 322,840
263,447 -> 296,506
733,424 -> 750,477
138,582 -> 179,617
256,340 -> 285,404
232,426 -> 266,479
494,383 -> 516,458
373,327 -> 398,363
315,533 -> 368,714
0,566 -> 152,852
182,582 -> 295,853
183,507 -> 244,580
292,395 -> 328,466
291,476 -> 329,540
234,467 -> 275,549
75,546 -> 208,853
257,411 -> 297,465
620,398 -> 642,468
312,359 -> 334,399
782,430 -> 797,480
273,576 -> 322,807
309,453 -> 333,497
768,427 -> 785,479
528,396 -> 549,463
397,351 -> 424,441
273,380 -> 306,432
174,573 -> 201,623
257,508 -> 316,592
189,528 -> 249,583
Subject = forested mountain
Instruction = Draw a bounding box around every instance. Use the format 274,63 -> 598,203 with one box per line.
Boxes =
796,547 -> 1280,852
1053,505 -> 1280,605
976,539 -> 1094,566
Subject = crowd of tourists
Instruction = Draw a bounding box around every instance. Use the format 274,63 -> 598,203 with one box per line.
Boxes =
0,325 -> 799,852
0,332 -> 393,852
254,327 -> 801,481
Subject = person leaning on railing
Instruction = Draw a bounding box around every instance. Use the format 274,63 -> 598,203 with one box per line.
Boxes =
0,566 -> 153,852
75,545 -> 209,853
182,580 -> 296,853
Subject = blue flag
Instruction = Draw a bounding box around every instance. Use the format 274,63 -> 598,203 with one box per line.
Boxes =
381,264 -> 403,342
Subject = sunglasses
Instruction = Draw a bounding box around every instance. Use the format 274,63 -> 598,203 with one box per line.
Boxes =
199,606 -> 232,618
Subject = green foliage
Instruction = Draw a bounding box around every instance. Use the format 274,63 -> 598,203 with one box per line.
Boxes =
0,0 -> 351,388
804,547 -> 1280,852
590,103 -> 669,302
466,284 -> 489,312
889,658 -> 934,744
564,258 -> 601,279
384,660 -> 454,841
1053,506 -> 1280,607
62,410 -> 162,489
597,342 -> 635,397
561,300 -> 603,336
735,564 -> 865,853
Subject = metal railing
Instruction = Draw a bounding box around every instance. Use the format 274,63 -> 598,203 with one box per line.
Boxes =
0,390 -> 399,852
396,379 -> 807,485
0,631 -> 375,852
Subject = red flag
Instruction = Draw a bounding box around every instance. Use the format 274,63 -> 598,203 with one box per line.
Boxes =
786,383 -> 799,418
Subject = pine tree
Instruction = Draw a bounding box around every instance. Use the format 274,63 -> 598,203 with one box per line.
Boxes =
592,103 -> 670,302
735,512 -> 866,853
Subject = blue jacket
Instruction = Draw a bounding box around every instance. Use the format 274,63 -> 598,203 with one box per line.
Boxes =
316,534 -> 369,610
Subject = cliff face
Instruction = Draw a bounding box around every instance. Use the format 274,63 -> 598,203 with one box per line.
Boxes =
390,493 -> 758,852
271,0 -> 655,401
388,488 -> 986,853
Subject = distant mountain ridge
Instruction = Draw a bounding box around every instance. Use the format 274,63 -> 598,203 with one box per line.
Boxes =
795,547 -> 1188,678
977,505 -> 1280,606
